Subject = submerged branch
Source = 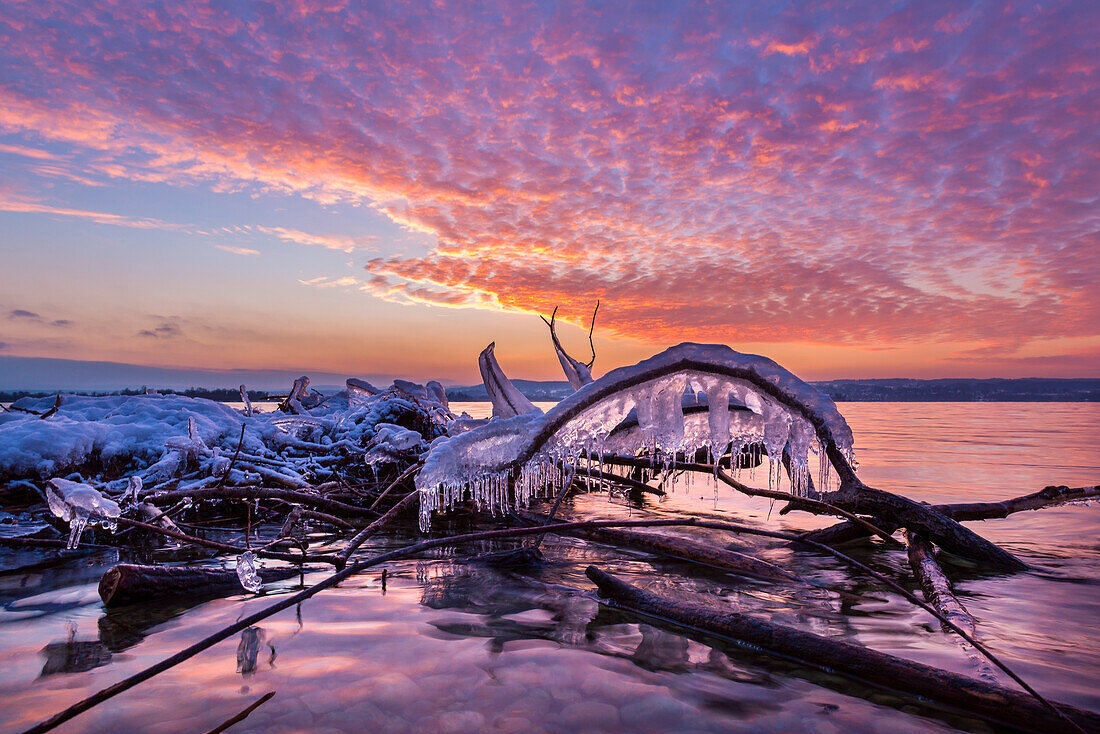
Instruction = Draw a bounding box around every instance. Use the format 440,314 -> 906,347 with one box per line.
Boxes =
804,485 -> 1100,546
586,566 -> 1094,734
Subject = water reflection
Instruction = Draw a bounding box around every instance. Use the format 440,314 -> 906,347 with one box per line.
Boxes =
39,623 -> 112,677
236,626 -> 275,676
1,404 -> 1097,733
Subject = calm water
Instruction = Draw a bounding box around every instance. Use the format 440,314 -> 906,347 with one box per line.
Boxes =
1,403 -> 1097,733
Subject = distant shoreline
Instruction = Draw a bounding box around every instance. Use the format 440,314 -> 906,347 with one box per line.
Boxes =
3,376 -> 1097,403
445,377 -> 1100,403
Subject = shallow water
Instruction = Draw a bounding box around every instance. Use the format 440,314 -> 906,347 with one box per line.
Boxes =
1,403 -> 1098,733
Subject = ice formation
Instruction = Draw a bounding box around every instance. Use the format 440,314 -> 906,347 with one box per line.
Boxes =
418,343 -> 856,530
0,373 -> 454,536
363,423 -> 425,465
547,316 -> 593,390
479,342 -> 538,418
235,550 -> 263,593
45,478 -> 121,548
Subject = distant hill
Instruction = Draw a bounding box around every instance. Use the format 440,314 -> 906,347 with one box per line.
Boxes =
811,378 -> 1100,402
449,377 -> 1100,402
2,355 -> 1096,402
0,355 -> 390,393
446,380 -> 574,402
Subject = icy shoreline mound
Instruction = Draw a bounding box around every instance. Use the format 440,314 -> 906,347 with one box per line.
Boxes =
0,381 -> 452,481
0,394 -> 270,478
418,343 -> 856,530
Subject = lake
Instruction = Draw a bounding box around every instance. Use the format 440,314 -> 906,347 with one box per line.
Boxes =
1,402 -> 1097,733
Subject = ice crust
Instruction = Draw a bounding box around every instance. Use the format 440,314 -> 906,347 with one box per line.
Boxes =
0,394 -> 268,478
418,343 -> 855,530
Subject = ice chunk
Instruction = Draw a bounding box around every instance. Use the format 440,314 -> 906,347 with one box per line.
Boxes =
165,416 -> 209,458
393,379 -> 430,400
46,478 -> 121,548
447,416 -> 490,435
373,423 -> 423,452
210,448 -> 232,476
478,342 -> 538,418
364,423 -> 424,464
235,550 -> 263,593
347,377 -> 381,395
425,380 -> 449,409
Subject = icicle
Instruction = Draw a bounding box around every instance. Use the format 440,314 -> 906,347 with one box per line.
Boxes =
705,384 -> 731,461
418,344 -> 856,528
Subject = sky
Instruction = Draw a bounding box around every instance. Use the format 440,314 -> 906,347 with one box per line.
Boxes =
0,0 -> 1097,386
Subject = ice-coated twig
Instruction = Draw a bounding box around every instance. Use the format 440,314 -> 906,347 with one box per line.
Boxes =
540,306 -> 593,390
239,385 -> 254,417
45,478 -> 121,549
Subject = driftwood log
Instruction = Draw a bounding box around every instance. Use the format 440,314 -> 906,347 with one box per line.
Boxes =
586,565 -> 1099,734
905,530 -> 997,679
493,351 -> 1025,570
99,563 -> 302,607
905,531 -> 979,636
518,510 -> 801,583
804,485 -> 1100,547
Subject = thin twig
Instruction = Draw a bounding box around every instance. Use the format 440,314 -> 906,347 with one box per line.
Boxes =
215,423 -> 247,489
585,300 -> 599,369
368,462 -> 422,511
202,691 -> 276,734
112,517 -> 340,565
336,491 -> 419,569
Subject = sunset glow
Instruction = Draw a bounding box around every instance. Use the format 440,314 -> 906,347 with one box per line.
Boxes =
1,0 -> 1097,383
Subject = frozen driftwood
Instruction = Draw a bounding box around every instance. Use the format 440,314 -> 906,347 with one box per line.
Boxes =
803,484 -> 1100,546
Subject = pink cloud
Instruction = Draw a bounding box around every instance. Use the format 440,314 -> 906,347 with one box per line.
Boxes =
0,0 -> 1096,370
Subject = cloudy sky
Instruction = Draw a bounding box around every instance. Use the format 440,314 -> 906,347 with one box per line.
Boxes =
0,0 -> 1096,384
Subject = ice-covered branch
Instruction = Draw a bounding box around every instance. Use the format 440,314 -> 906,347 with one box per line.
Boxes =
541,306 -> 593,390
